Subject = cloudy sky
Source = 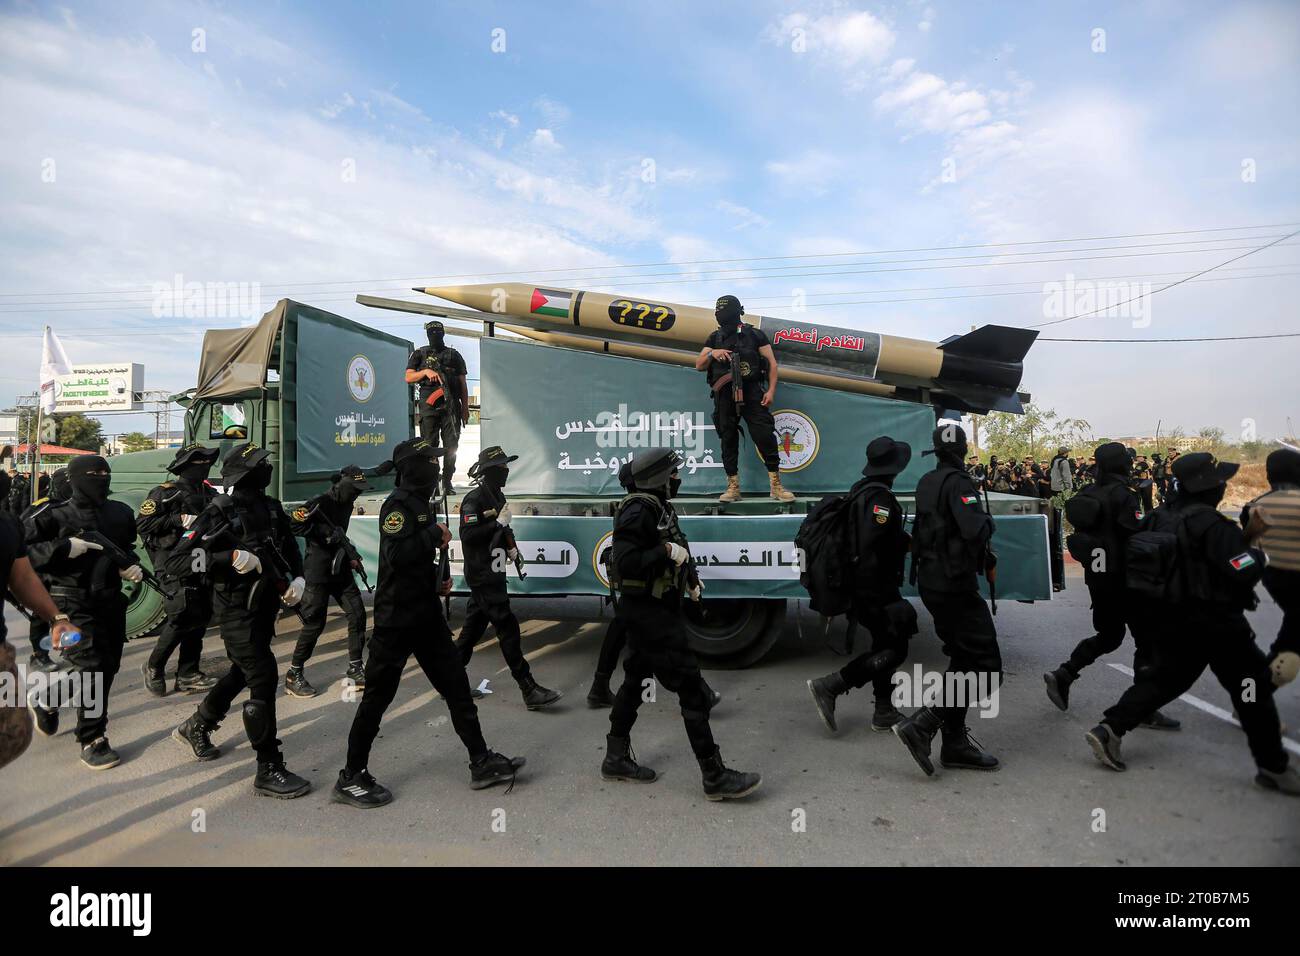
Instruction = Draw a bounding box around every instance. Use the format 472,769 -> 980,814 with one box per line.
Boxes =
2,0 -> 1297,442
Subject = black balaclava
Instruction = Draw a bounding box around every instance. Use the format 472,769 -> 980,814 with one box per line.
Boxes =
1182,483 -> 1226,509
1094,442 -> 1131,485
50,468 -> 71,502
929,424 -> 968,470
399,459 -> 440,498
68,455 -> 112,506
426,322 -> 446,351
330,476 -> 362,504
176,461 -> 214,488
1266,448 -> 1300,489
481,464 -> 509,490
714,295 -> 744,329
37,474 -> 50,498
236,461 -> 273,493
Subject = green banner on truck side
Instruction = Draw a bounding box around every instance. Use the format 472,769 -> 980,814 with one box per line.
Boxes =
346,512 -> 1052,602
480,337 -> 936,497
294,308 -> 412,474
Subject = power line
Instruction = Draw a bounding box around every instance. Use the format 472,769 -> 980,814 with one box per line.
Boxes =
1040,332 -> 1300,342
1028,229 -> 1300,329
2,221 -> 1295,299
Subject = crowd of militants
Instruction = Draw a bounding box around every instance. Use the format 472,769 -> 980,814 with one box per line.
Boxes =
965,447 -> 1185,512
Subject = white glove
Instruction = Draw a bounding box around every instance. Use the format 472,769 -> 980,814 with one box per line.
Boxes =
67,538 -> 105,560
231,549 -> 262,575
180,514 -> 197,529
688,583 -> 703,602
283,576 -> 306,606
119,564 -> 144,584
666,542 -> 689,566
497,504 -> 512,526
507,547 -> 519,561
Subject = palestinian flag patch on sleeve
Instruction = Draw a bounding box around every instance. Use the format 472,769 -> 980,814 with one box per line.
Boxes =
462,512 -> 478,524
960,495 -> 979,505
872,503 -> 891,524
1229,552 -> 1256,571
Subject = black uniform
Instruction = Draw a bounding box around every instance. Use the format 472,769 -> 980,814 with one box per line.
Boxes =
20,476 -> 70,662
346,486 -> 487,771
704,323 -> 779,475
407,342 -> 467,478
171,487 -> 303,764
911,461 -> 1000,725
607,493 -> 717,758
1098,498 -> 1286,773
288,490 -> 367,669
138,476 -> 216,679
24,485 -> 138,746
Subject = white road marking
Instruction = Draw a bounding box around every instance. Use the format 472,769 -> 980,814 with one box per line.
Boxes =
1107,662 -> 1300,756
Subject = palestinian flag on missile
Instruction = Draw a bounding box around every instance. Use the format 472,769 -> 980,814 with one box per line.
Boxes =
529,287 -> 572,318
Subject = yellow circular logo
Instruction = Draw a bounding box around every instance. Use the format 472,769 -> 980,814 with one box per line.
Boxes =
140,498 -> 157,516
382,511 -> 406,534
755,409 -> 820,473
592,530 -> 615,588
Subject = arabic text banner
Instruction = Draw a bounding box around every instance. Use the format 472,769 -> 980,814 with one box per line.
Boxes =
294,309 -> 411,473
481,337 -> 935,496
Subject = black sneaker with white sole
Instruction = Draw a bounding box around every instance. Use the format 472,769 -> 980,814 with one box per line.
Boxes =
1086,724 -> 1126,771
332,768 -> 394,808
175,671 -> 218,694
28,691 -> 58,737
80,737 -> 121,770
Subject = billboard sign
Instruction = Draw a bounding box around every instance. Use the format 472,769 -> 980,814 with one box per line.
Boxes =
54,364 -> 144,412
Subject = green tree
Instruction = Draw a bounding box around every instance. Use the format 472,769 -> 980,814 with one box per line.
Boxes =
56,413 -> 104,453
980,404 -> 1092,461
120,431 -> 154,453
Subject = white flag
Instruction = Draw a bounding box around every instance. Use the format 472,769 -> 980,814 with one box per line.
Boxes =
40,326 -> 73,415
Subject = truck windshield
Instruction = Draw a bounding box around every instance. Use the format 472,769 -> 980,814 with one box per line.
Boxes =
209,403 -> 247,440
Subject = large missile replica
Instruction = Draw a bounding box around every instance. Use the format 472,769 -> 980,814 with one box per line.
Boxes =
394,282 -> 1037,414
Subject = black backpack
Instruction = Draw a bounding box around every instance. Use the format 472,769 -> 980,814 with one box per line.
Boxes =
1063,484 -> 1106,566
795,483 -> 884,616
1125,505 -> 1208,602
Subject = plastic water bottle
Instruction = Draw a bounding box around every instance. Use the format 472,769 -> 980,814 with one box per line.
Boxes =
39,629 -> 82,651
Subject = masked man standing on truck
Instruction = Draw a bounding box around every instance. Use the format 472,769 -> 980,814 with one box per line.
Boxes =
137,445 -> 220,697
285,465 -> 371,697
24,455 -> 142,770
454,446 -> 562,710
1043,441 -> 1179,729
23,467 -> 71,673
170,443 -> 312,799
1084,453 -> 1298,796
406,320 -> 469,496
806,437 -> 917,735
892,425 -> 1002,776
601,447 -> 761,800
696,295 -> 795,504
333,438 -> 525,808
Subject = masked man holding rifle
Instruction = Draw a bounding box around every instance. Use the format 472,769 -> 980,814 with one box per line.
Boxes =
170,443 -> 310,799
23,455 -> 142,770
696,295 -> 795,504
406,320 -> 469,496
285,465 -> 371,696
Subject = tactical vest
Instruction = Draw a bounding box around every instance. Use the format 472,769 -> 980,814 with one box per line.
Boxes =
707,325 -> 765,387
1250,488 -> 1300,572
912,466 -> 983,584
609,492 -> 688,599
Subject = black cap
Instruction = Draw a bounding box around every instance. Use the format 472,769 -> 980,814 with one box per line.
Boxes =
1172,452 -> 1238,493
1094,441 -> 1130,476
391,437 -> 445,469
221,442 -> 272,482
167,443 -> 220,474
629,448 -> 683,488
424,320 -> 445,333
1266,447 -> 1300,486
334,464 -> 371,490
863,436 -> 912,478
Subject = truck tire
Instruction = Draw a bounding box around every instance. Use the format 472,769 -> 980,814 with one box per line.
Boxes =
125,548 -> 167,640
682,598 -> 785,670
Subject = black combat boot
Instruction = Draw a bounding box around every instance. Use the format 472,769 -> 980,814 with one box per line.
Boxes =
27,691 -> 58,737
698,748 -> 761,801
939,725 -> 1000,771
283,666 -> 317,698
601,734 -> 657,782
1139,710 -> 1180,731
173,713 -> 221,761
871,701 -> 904,732
1043,666 -> 1075,711
1086,723 -> 1126,771
518,675 -> 562,710
174,670 -> 218,694
332,768 -> 393,808
469,750 -> 527,790
892,706 -> 942,776
807,671 -> 848,733
80,737 -> 120,771
254,761 -> 311,798
586,671 -> 616,708
345,660 -> 366,689
141,660 -> 168,697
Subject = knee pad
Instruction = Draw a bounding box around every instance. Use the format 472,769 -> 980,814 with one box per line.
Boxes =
1271,651 -> 1299,687
241,700 -> 275,747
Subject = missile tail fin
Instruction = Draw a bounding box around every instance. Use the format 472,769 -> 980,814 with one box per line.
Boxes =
939,325 -> 1038,363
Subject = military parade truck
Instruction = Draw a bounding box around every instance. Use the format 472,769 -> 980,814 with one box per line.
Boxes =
109,296 -> 1052,668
